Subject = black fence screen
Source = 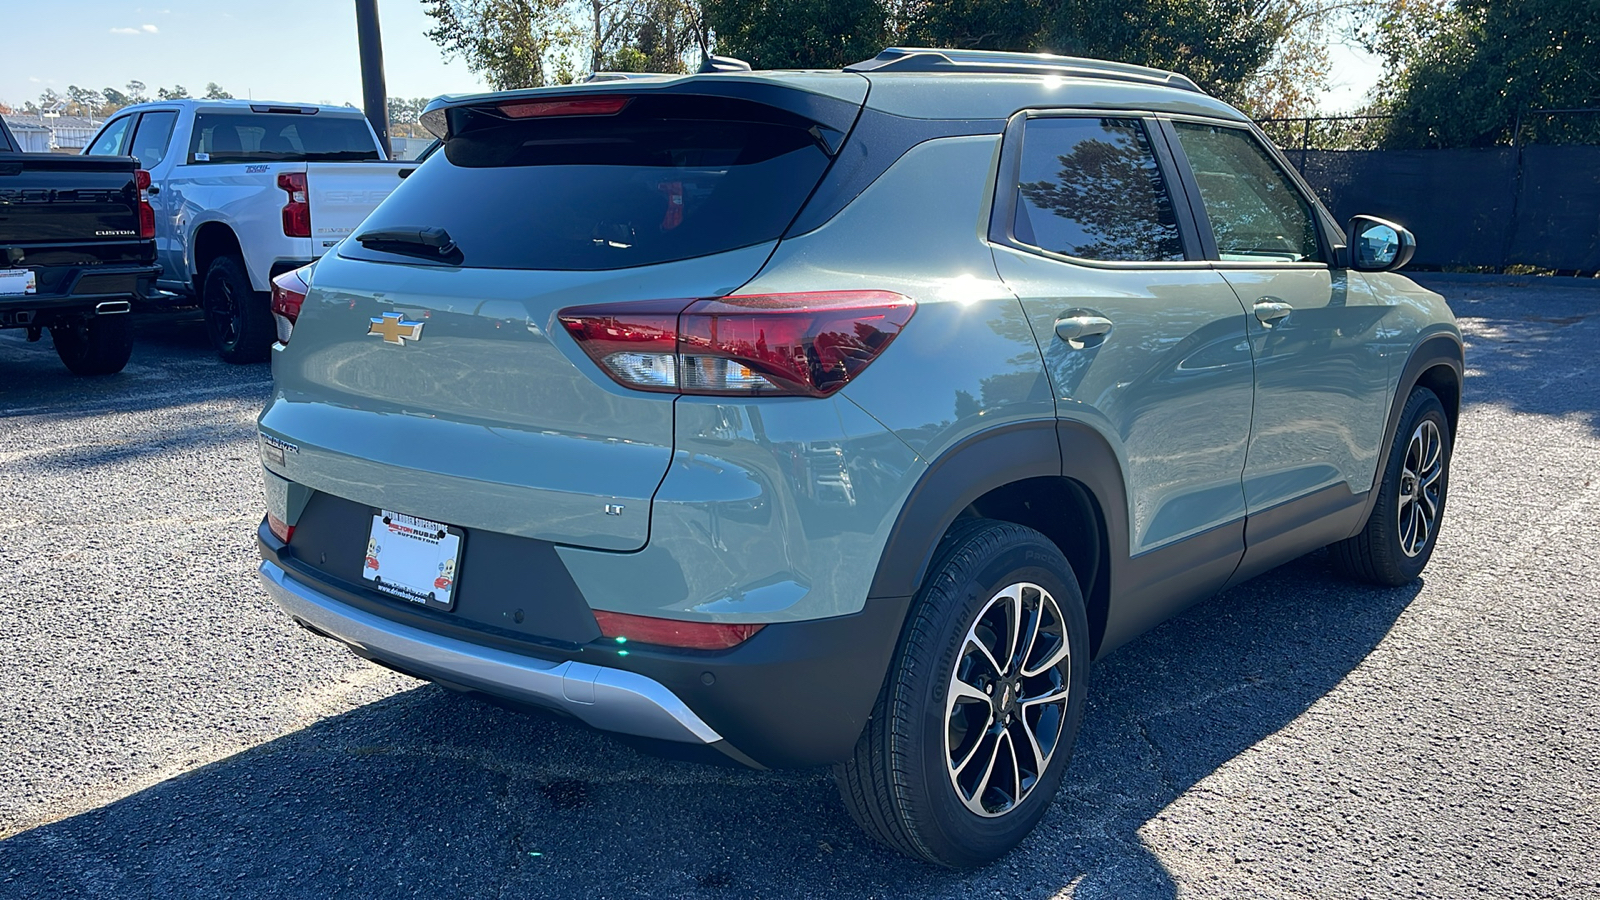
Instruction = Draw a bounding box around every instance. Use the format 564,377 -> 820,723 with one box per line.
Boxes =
1294,147 -> 1600,271
1270,111 -> 1600,272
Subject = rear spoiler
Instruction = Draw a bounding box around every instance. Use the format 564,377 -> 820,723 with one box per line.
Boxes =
418,80 -> 863,155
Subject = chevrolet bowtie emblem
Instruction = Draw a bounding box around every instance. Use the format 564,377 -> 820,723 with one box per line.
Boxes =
368,312 -> 425,345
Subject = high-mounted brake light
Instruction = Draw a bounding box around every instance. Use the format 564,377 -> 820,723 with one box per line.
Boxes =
593,610 -> 764,651
559,291 -> 916,398
269,265 -> 310,345
135,169 -> 155,239
278,171 -> 310,238
498,96 -> 632,119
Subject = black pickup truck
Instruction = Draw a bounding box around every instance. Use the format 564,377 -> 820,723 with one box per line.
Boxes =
0,116 -> 158,375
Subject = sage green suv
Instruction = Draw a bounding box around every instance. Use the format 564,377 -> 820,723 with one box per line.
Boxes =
255,48 -> 1461,867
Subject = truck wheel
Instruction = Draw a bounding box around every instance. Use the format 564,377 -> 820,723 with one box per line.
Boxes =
51,313 -> 134,376
202,255 -> 273,364
1330,387 -> 1453,586
834,519 -> 1089,868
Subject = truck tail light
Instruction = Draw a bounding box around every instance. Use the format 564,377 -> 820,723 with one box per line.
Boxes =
269,265 -> 310,345
592,610 -> 764,651
266,513 -> 294,543
136,169 -> 155,239
278,171 -> 311,238
558,291 -> 915,398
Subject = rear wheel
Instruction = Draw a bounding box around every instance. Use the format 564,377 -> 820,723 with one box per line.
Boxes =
835,520 -> 1089,868
51,313 -> 133,376
1331,387 -> 1452,585
202,255 -> 273,364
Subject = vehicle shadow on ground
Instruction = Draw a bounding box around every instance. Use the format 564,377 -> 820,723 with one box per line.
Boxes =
0,551 -> 1417,900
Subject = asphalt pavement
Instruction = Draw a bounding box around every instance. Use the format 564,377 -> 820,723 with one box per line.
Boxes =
1,278 -> 1597,899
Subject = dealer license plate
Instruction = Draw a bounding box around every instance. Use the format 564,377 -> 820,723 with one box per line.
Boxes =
0,269 -> 37,296
362,510 -> 463,611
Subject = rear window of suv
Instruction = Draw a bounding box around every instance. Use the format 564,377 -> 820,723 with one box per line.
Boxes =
188,113 -> 380,163
341,94 -> 832,271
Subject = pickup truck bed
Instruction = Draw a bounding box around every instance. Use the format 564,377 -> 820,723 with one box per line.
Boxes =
1,116 -> 157,376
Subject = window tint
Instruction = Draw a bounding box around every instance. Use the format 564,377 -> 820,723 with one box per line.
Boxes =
129,111 -> 178,168
87,117 -> 133,157
1172,123 -> 1321,263
1012,117 -> 1184,262
188,113 -> 379,163
344,96 -> 831,271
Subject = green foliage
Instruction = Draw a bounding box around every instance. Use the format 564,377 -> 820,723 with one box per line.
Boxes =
703,0 -> 887,68
204,83 -> 234,100
1363,0 -> 1600,147
424,0 -> 567,89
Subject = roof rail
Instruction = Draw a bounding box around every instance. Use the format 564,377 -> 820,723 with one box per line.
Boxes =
844,47 -> 1202,94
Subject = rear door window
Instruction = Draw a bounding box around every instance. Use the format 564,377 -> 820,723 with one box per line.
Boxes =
343,95 -> 832,271
1011,117 -> 1186,263
1171,123 -> 1323,263
188,113 -> 379,163
86,116 -> 134,157
129,111 -> 178,168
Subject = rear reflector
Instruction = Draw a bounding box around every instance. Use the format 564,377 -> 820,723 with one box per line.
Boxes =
266,513 -> 294,543
499,96 -> 631,119
559,291 -> 915,398
593,610 -> 765,651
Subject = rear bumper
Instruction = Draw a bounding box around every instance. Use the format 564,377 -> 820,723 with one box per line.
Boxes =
260,560 -> 723,746
0,264 -> 159,326
258,518 -> 911,769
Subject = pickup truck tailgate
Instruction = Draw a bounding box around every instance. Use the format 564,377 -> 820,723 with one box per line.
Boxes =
0,153 -> 141,246
307,163 -> 408,256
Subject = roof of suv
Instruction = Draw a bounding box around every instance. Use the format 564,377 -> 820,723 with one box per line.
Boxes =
108,99 -> 370,117
421,48 -> 1248,131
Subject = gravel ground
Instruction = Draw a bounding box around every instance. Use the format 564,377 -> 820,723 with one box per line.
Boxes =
1,277 -> 1597,899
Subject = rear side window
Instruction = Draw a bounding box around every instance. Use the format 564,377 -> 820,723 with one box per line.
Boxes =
1012,117 -> 1185,263
188,113 -> 379,163
343,95 -> 832,271
1171,123 -> 1322,263
129,111 -> 178,168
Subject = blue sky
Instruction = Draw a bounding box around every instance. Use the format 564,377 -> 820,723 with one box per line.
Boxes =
2,1 -> 1386,112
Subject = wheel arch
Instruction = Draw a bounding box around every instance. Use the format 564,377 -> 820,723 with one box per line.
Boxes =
867,419 -> 1131,658
190,221 -> 243,294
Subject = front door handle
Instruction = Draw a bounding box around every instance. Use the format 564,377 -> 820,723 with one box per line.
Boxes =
1254,300 -> 1293,326
1055,314 -> 1114,343
147,185 -> 161,195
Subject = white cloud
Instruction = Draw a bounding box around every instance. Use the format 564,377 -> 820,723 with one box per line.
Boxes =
28,76 -> 41,83
109,24 -> 159,34
142,24 -> 158,32
110,27 -> 140,34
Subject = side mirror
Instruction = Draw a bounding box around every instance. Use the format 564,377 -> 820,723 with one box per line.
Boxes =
1346,215 -> 1416,272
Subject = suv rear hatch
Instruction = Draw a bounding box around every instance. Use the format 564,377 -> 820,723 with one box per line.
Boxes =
262,78 -> 865,551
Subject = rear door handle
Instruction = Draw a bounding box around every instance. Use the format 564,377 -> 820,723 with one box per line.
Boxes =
147,185 -> 160,195
1253,300 -> 1293,326
1055,314 -> 1114,343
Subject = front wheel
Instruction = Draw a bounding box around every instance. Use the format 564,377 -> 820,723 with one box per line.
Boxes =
1330,387 -> 1453,585
835,520 -> 1089,868
51,313 -> 133,376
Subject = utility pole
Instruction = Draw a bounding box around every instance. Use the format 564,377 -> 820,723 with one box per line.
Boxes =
355,0 -> 391,158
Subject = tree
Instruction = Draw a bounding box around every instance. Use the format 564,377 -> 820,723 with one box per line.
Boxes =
156,85 -> 191,100
1359,0 -> 1600,147
204,82 -> 234,100
704,0 -> 885,68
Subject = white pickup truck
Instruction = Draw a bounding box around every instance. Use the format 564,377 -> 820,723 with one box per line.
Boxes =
83,99 -> 418,361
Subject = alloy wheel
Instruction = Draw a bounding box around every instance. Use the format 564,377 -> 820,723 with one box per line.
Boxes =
944,581 -> 1072,817
1396,419 -> 1445,557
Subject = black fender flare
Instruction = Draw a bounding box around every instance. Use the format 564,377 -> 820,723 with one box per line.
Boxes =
1346,331 -> 1464,538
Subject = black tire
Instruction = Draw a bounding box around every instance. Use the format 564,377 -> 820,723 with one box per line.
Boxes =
202,255 -> 273,364
834,519 -> 1090,868
50,313 -> 133,376
1330,387 -> 1452,586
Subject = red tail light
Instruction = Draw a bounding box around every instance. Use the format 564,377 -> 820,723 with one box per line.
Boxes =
135,169 -> 155,239
269,265 -> 310,345
559,291 -> 915,398
266,513 -> 294,543
278,171 -> 310,237
499,96 -> 631,119
593,610 -> 764,651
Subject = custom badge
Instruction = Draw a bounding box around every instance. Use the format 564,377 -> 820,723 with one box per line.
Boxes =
368,311 -> 425,345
